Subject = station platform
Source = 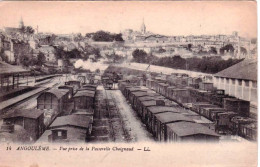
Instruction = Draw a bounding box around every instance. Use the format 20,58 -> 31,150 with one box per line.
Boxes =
0,86 -> 36,102
0,87 -> 48,112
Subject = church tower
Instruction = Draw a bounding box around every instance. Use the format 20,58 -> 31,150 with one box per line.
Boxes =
19,17 -> 24,29
140,18 -> 146,35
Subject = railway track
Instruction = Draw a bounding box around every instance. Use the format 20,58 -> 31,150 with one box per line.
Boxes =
104,88 -> 131,142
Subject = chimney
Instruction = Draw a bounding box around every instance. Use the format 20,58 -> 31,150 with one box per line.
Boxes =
0,122 -> 14,133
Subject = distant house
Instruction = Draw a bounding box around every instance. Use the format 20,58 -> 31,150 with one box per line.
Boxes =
39,45 -> 57,63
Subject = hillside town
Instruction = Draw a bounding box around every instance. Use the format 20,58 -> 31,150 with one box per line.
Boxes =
0,18 -> 257,74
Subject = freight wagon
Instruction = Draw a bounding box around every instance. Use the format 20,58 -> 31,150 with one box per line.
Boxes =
154,112 -> 195,141
166,122 -> 220,142
146,106 -> 180,135
73,90 -> 95,110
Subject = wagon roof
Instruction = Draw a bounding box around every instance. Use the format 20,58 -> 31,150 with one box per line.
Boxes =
147,106 -> 180,114
141,100 -> 158,107
80,87 -> 96,91
155,112 -> 194,123
127,87 -> 147,92
131,91 -> 149,97
67,80 -> 81,83
3,109 -> 44,119
158,83 -> 169,86
166,122 -> 220,137
74,90 -> 95,97
167,86 -> 176,89
138,96 -> 157,101
202,107 -> 226,111
50,115 -> 92,129
72,108 -> 94,115
46,89 -> 69,99
146,92 -> 161,96
58,85 -> 74,89
83,84 -> 98,88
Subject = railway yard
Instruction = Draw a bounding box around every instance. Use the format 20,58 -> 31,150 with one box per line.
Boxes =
0,67 -> 257,143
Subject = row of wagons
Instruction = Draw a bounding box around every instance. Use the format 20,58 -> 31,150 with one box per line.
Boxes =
118,80 -> 220,142
145,77 -> 256,141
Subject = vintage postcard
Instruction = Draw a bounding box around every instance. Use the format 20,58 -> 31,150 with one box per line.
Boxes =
0,1 -> 257,167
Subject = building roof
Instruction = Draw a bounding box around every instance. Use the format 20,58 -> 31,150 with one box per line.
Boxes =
50,115 -> 92,129
215,59 -> 257,81
39,45 -> 55,53
45,89 -> 69,99
166,122 -> 220,137
74,90 -> 95,98
0,61 -> 30,75
2,109 -> 44,119
147,106 -> 180,114
155,112 -> 194,124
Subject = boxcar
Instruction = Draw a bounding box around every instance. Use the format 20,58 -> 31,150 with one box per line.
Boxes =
191,102 -> 213,113
73,90 -> 95,110
37,89 -> 70,115
239,122 -> 257,141
157,83 -> 169,96
65,80 -> 81,93
129,91 -> 148,107
139,100 -> 165,123
200,107 -> 223,119
216,112 -> 238,131
199,82 -> 214,91
125,87 -> 147,100
223,98 -> 250,117
58,85 -> 74,99
146,106 -> 181,135
166,122 -> 220,142
228,116 -> 255,135
154,112 -> 194,141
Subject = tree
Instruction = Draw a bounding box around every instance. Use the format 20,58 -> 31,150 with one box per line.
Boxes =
132,49 -> 148,63
220,44 -> 234,54
25,26 -> 35,34
114,33 -> 124,41
37,52 -> 46,66
209,47 -> 217,54
187,44 -> 192,51
240,47 -> 247,55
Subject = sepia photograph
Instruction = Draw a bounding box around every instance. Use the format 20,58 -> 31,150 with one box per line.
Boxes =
0,1 -> 257,167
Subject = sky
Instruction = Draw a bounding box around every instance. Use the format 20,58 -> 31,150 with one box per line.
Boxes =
0,1 -> 257,38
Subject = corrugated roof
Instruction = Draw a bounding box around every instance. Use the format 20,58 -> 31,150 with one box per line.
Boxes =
147,106 -> 180,114
166,122 -> 219,137
215,59 -> 257,81
3,109 -> 44,119
156,112 -> 194,123
0,62 -> 30,75
50,115 -> 92,129
46,89 -> 69,99
74,90 -> 95,97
